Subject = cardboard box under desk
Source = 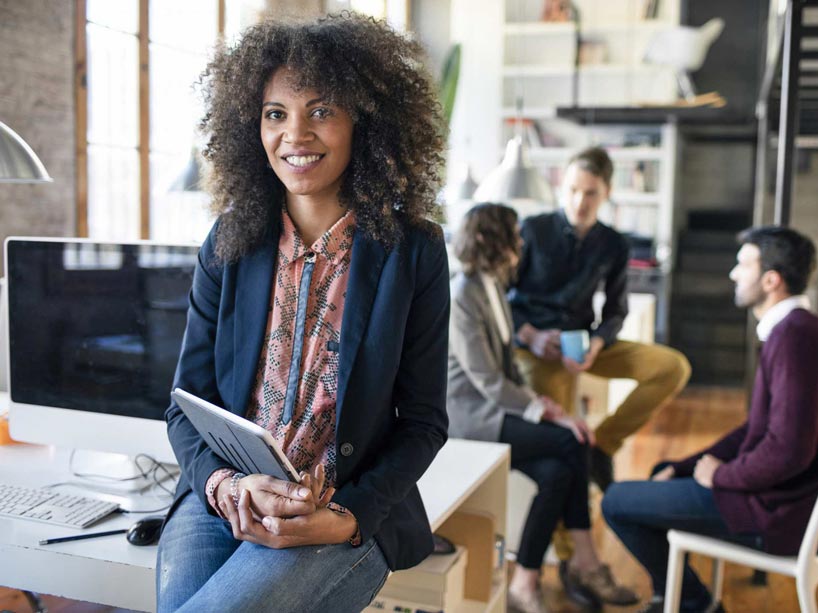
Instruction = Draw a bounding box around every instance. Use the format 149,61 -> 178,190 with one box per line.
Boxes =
377,545 -> 468,610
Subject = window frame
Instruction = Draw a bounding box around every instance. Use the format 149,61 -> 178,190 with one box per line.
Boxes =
75,0 -> 225,239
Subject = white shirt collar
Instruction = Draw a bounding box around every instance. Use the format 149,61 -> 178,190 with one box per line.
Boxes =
479,272 -> 511,345
756,294 -> 811,341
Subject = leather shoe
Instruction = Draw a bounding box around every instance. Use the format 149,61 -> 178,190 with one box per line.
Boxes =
507,584 -> 549,613
558,560 -> 599,608
567,563 -> 639,606
589,446 -> 614,492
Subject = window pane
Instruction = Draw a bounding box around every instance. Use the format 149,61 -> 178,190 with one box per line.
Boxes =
87,0 -> 138,34
351,0 -> 386,20
149,44 -> 207,154
87,145 -> 140,240
150,152 -> 213,243
86,24 -> 139,147
224,0 -> 266,42
149,0 -> 218,53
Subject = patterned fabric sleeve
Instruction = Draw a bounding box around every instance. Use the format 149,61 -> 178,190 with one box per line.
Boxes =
205,467 -> 237,518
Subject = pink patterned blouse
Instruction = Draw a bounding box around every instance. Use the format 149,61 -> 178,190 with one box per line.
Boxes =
206,209 -> 355,512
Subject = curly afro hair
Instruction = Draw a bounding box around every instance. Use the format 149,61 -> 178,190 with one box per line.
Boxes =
197,12 -> 447,262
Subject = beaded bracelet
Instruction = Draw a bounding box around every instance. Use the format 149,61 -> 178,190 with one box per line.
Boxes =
230,472 -> 247,507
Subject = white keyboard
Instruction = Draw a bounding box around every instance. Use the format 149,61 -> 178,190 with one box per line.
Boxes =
0,483 -> 120,528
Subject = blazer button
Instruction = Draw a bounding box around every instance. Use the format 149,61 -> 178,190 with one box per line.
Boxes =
340,442 -> 354,457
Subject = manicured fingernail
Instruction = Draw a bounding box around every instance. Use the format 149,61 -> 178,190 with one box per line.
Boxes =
263,517 -> 272,529
299,488 -> 310,498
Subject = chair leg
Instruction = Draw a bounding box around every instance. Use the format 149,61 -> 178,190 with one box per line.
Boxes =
664,543 -> 686,613
795,576 -> 817,613
710,558 -> 724,604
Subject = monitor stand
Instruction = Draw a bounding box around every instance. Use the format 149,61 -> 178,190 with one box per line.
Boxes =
70,449 -> 179,494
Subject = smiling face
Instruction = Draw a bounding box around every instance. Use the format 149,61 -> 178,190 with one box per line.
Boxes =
561,163 -> 610,235
260,68 -> 354,205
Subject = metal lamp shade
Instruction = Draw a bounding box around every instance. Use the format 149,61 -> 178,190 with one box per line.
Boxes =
444,162 -> 478,203
0,121 -> 52,183
473,137 -> 554,205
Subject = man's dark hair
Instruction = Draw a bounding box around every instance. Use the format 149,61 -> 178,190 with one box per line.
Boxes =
738,226 -> 817,295
568,146 -> 614,186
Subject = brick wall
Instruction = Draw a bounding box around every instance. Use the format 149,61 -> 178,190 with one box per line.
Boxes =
0,0 -> 75,271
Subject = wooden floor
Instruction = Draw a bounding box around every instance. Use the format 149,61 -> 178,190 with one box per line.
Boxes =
0,387 -> 804,612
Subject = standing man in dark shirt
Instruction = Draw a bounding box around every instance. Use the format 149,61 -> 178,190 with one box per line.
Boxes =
509,147 -> 691,490
602,226 -> 818,613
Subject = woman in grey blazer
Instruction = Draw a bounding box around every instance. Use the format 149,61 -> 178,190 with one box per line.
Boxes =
447,204 -> 637,613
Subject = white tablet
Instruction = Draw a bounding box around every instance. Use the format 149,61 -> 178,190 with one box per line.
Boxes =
172,388 -> 300,483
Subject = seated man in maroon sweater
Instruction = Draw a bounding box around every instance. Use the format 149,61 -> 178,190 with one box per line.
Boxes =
602,226 -> 818,613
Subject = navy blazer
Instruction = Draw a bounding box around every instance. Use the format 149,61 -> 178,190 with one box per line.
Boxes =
165,215 -> 450,570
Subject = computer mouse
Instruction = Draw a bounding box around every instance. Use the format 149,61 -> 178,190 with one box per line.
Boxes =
126,517 -> 164,546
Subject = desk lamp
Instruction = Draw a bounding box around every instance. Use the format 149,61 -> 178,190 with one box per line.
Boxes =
0,121 -> 52,183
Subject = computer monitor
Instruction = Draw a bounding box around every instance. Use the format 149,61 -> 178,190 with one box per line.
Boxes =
4,237 -> 198,466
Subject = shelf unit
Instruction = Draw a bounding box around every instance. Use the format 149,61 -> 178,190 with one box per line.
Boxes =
449,0 -> 683,266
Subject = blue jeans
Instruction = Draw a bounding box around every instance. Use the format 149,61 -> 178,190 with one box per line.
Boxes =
602,477 -> 761,612
156,493 -> 390,613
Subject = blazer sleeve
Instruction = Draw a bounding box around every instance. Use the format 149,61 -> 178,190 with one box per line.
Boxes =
331,232 -> 450,544
449,281 -> 535,413
164,224 -> 233,514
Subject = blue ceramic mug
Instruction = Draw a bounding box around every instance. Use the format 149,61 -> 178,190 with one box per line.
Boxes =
560,329 -> 590,363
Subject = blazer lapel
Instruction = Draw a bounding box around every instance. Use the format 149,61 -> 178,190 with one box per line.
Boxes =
336,232 -> 387,423
233,224 -> 279,415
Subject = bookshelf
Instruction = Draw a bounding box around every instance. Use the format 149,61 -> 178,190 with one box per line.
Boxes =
449,0 -> 683,253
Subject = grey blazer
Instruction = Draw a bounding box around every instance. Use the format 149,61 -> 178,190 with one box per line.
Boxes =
447,271 -> 535,442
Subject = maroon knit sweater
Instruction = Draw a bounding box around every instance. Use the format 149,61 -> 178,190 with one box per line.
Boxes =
670,308 -> 818,555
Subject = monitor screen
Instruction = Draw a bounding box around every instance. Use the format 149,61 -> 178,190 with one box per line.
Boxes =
5,238 -> 198,461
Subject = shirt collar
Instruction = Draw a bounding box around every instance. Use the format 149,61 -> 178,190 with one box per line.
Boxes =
756,294 -> 811,341
557,208 -> 598,240
279,209 -> 356,266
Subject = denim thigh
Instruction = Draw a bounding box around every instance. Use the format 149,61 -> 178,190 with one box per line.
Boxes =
157,492 -> 391,613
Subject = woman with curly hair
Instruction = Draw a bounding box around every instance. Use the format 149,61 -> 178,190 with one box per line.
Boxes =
157,13 -> 449,613
447,203 -> 638,613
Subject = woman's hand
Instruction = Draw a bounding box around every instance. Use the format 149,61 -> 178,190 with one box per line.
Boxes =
219,490 -> 357,549
216,472 -> 316,520
552,415 -> 596,445
538,395 -> 565,421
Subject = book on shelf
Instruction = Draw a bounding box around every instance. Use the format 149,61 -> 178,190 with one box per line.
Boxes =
379,546 -> 468,610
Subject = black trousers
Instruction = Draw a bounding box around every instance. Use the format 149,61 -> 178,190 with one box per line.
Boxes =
499,414 -> 591,569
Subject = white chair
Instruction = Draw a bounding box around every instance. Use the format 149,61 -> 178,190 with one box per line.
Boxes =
664,495 -> 818,612
643,17 -> 725,101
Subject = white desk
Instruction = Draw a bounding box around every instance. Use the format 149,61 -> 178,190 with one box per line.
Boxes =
0,436 -> 509,613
